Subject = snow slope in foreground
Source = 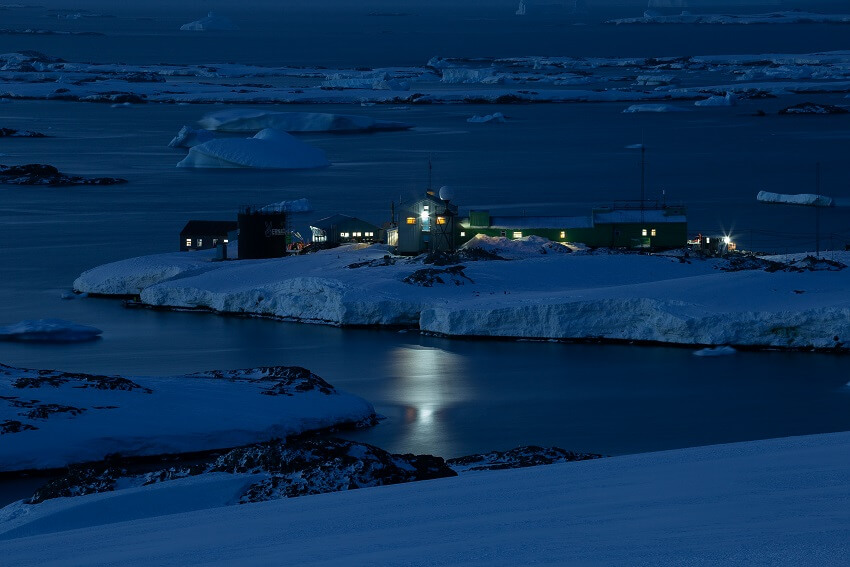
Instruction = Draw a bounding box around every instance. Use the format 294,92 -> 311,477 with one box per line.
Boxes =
74,242 -> 850,350
0,364 -> 375,472
2,431 -> 849,565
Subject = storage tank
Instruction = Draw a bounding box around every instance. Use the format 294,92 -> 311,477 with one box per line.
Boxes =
237,205 -> 288,260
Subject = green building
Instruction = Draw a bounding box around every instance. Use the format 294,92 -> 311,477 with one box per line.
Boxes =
458,204 -> 687,249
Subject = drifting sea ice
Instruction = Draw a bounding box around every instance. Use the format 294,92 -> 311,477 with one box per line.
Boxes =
176,129 -> 329,169
623,104 -> 691,113
198,109 -> 411,133
467,112 -> 507,123
180,12 -> 238,31
693,346 -> 737,357
0,319 -> 101,342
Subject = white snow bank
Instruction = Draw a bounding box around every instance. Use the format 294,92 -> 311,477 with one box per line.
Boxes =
179,12 -> 238,31
623,104 -> 691,113
74,248 -> 223,296
168,125 -> 215,148
176,128 -> 329,169
0,319 -> 101,342
694,92 -> 736,107
73,244 -> 850,350
467,112 -> 507,123
757,191 -> 833,207
693,346 -> 736,357
3,431 -> 850,565
198,109 -> 411,133
0,364 -> 374,472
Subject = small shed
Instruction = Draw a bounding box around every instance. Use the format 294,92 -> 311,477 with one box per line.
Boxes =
180,220 -> 238,251
310,214 -> 382,245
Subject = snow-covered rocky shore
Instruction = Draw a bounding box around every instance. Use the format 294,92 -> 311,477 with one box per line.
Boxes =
0,364 -> 376,472
2,431 -> 849,565
73,239 -> 850,351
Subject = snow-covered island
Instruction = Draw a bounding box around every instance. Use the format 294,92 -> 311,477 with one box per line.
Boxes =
73,238 -> 850,352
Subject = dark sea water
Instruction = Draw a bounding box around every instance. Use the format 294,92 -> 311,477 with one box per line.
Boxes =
1,3 -> 850,505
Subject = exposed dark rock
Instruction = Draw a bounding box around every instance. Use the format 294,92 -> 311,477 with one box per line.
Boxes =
720,254 -> 847,273
29,437 -> 456,504
1,419 -> 38,435
79,93 -> 147,104
25,403 -> 86,420
448,446 -> 604,472
779,102 -> 849,115
0,164 -> 127,186
0,128 -> 47,138
347,255 -> 397,269
8,368 -> 152,393
188,366 -> 336,396
403,265 -> 473,287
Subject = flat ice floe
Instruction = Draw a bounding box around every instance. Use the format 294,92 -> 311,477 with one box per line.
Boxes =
623,103 -> 691,113
0,319 -> 101,342
198,109 -> 412,133
176,128 -> 329,169
73,240 -> 850,351
0,364 -> 375,472
608,11 -> 850,25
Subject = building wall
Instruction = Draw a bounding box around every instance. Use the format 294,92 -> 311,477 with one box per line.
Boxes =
180,233 -> 230,252
458,223 -> 687,249
313,218 -> 382,245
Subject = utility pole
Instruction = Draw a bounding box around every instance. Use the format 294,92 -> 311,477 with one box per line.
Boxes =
815,162 -> 821,257
640,145 -> 646,222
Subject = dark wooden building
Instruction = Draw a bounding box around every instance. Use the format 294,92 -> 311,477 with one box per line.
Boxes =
310,214 -> 382,245
180,220 -> 238,252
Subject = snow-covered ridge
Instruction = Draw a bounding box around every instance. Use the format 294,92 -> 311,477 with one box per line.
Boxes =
73,241 -> 850,352
0,364 -> 375,472
2,431 -> 849,565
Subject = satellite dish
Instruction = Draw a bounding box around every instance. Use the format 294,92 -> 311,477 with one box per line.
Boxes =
438,185 -> 455,202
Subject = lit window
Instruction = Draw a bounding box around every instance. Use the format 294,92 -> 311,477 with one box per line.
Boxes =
641,229 -> 647,237
436,216 -> 447,225
460,231 -> 466,237
213,239 -> 218,245
560,231 -> 566,239
185,238 -> 192,247
224,239 -> 229,244
651,229 -> 657,237
406,217 -> 416,225
340,232 -> 349,238
197,239 -> 203,246
423,205 -> 429,211
706,237 -> 710,243
513,231 -> 522,239
354,232 -> 362,237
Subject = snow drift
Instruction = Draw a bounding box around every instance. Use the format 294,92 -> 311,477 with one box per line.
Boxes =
176,129 -> 329,169
198,109 -> 412,133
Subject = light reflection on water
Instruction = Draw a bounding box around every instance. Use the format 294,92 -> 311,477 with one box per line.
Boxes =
389,346 -> 470,451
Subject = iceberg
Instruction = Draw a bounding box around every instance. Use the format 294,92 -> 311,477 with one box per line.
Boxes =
261,197 -> 312,213
757,191 -> 833,207
198,109 -> 412,133
168,125 -> 216,148
693,346 -> 736,357
0,318 -> 102,342
694,92 -> 736,107
176,129 -> 329,170
179,12 -> 238,32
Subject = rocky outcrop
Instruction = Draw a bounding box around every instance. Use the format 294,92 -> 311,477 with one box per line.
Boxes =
448,446 -> 604,472
0,164 -> 127,186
